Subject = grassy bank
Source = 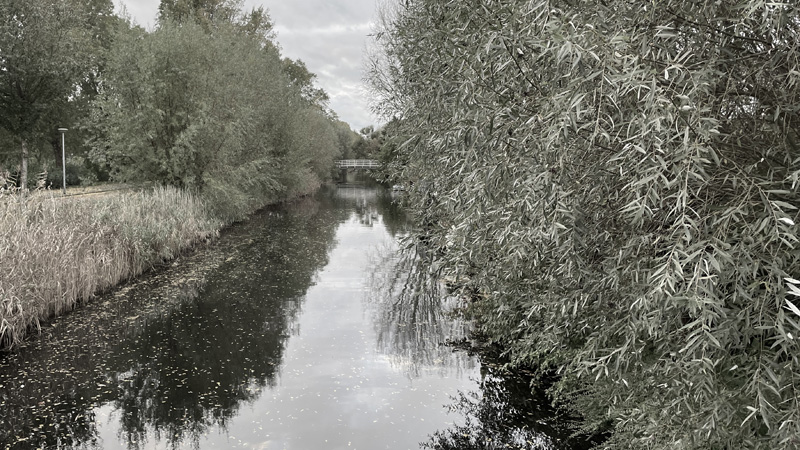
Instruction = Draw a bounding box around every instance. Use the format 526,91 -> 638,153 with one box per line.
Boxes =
0,186 -> 221,351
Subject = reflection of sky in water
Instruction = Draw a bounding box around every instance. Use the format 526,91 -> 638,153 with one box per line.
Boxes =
81,188 -> 479,449
188,213 -> 480,449
0,186 -> 589,450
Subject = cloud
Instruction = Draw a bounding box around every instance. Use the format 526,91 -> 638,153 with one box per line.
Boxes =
274,22 -> 372,36
250,0 -> 381,130
260,0 -> 375,29
114,0 -> 159,29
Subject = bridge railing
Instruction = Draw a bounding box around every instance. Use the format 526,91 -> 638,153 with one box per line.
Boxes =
335,160 -> 381,169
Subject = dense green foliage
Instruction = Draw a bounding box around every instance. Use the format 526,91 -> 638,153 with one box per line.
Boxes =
369,0 -> 800,447
1,0 -> 353,349
0,0 -> 350,203
87,5 -> 343,221
0,0 -> 111,188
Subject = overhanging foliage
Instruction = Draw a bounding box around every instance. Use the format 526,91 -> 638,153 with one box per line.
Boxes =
368,0 -> 800,447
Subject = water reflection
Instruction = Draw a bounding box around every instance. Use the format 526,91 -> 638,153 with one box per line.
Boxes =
329,185 -> 408,236
367,234 -> 600,450
367,240 -> 474,379
0,186 -> 591,450
422,361 -> 602,450
0,195 -> 346,449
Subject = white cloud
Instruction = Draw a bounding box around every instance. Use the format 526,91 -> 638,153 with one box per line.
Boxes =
274,22 -> 372,36
251,0 -> 381,130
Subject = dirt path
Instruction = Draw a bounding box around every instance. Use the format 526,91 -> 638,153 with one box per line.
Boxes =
57,183 -> 143,199
12,183 -> 151,201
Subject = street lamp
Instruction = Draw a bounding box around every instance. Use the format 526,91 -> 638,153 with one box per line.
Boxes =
57,128 -> 67,195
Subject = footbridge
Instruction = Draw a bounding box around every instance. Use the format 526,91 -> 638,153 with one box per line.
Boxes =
335,160 -> 381,169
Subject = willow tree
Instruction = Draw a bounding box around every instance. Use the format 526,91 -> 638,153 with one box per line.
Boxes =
369,0 -> 800,448
157,0 -> 239,29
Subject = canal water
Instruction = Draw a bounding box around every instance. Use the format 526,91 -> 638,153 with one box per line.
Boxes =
0,186 -> 591,450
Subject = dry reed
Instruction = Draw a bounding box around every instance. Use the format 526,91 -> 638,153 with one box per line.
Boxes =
0,186 -> 221,350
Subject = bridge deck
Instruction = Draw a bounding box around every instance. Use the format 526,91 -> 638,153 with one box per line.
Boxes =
335,159 -> 380,169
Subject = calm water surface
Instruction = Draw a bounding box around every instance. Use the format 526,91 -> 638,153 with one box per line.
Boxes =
0,186 -> 589,450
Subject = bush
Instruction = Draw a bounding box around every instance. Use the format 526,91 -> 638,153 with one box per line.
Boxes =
88,14 -> 341,209
45,159 -> 86,188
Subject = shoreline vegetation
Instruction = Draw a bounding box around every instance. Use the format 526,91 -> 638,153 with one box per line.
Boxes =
368,0 -> 800,448
0,183 -> 320,352
0,186 -> 207,351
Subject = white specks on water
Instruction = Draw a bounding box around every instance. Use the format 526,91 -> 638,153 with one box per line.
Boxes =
0,188 -> 481,450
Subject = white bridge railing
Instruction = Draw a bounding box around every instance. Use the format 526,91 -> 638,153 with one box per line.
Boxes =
335,159 -> 380,169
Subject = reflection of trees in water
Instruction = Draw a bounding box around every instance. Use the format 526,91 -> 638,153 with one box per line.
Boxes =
375,190 -> 408,236
423,363 -> 602,450
367,239 -> 475,378
105,195 -> 345,448
331,185 -> 380,203
0,194 -> 346,449
329,186 -> 409,236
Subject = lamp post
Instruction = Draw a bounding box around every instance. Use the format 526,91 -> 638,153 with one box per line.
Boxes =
57,128 -> 67,195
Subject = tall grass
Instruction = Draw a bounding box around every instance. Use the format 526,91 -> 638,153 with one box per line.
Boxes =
0,186 -> 221,350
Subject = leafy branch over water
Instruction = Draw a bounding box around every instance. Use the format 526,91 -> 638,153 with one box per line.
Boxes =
368,0 -> 800,447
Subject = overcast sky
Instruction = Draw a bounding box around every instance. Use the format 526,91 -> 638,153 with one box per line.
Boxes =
115,0 -> 383,132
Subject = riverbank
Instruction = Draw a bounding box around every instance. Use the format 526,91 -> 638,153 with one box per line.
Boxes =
0,186 -> 219,351
0,183 -> 310,352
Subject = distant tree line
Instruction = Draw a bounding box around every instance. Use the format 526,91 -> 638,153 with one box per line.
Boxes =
0,0 -> 374,217
368,0 -> 800,448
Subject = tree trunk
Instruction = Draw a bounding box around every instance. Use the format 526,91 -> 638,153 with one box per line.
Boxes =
20,138 -> 28,192
52,138 -> 62,169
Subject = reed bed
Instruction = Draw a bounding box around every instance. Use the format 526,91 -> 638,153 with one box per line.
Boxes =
0,186 -> 221,350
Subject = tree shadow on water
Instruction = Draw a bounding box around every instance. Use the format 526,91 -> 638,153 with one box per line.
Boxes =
0,194 -> 346,450
365,237 -> 603,450
423,362 -> 603,450
366,238 -> 476,379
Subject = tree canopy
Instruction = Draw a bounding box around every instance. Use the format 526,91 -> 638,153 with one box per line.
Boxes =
0,0 -> 344,198
369,0 -> 800,447
87,1 -> 342,220
158,0 -> 239,29
0,0 -> 99,188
